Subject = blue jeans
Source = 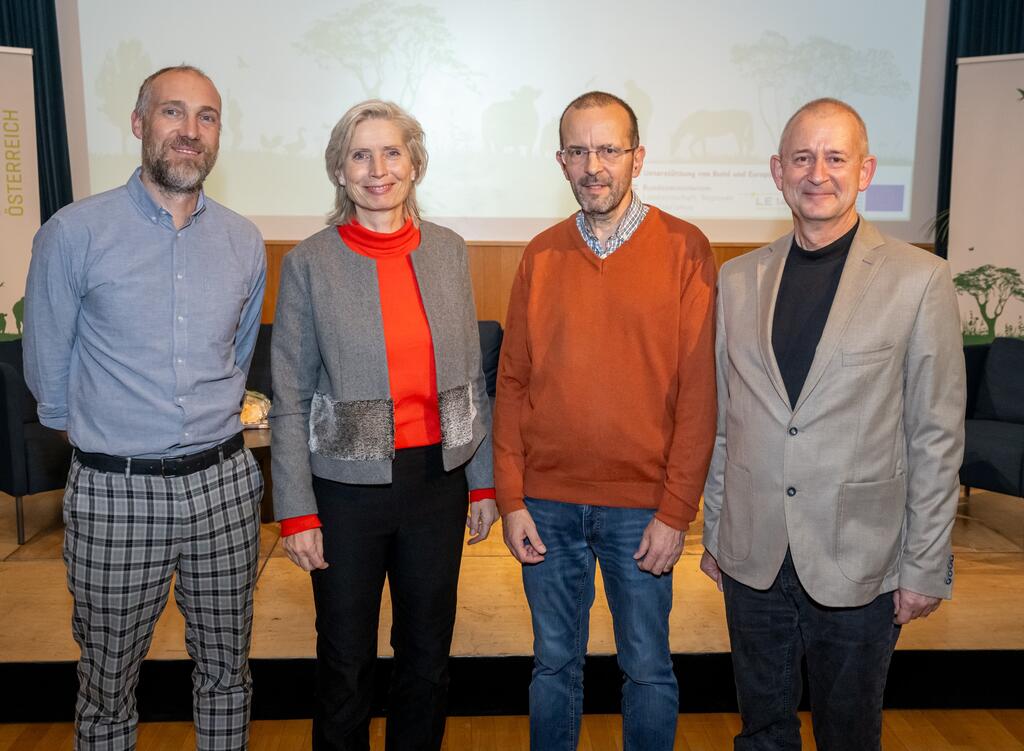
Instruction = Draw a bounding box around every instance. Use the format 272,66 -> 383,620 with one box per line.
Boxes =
723,549 -> 901,751
521,498 -> 678,751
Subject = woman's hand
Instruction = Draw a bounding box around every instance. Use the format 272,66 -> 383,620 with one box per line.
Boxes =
282,528 -> 329,571
466,498 -> 499,545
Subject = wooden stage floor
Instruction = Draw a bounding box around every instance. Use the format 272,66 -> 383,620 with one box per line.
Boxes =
5,711 -> 1024,751
2,488 -> 1023,748
2,488 -> 1023,663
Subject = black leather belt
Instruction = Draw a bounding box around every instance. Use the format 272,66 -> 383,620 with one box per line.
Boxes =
75,433 -> 245,477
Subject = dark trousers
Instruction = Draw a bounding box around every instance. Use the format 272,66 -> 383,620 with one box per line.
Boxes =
723,550 -> 901,751
310,445 -> 468,751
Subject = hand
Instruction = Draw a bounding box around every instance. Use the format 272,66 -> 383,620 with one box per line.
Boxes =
58,430 -> 69,443
634,517 -> 684,575
893,587 -> 942,625
501,508 -> 547,564
700,549 -> 724,592
282,528 -> 329,572
467,498 -> 499,545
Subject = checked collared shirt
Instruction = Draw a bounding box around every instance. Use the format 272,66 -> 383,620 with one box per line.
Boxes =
575,190 -> 649,259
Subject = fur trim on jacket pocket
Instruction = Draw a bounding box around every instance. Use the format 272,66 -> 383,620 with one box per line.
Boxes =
309,392 -> 395,461
438,384 -> 476,449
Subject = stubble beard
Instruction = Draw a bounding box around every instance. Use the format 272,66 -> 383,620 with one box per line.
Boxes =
572,177 -> 628,221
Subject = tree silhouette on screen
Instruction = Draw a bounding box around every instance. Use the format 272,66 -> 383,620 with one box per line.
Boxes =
731,31 -> 910,147
296,3 -> 477,108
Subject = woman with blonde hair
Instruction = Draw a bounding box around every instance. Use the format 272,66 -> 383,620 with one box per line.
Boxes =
270,99 -> 497,750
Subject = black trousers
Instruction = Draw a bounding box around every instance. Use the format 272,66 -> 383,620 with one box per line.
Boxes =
723,549 -> 900,751
310,444 -> 468,751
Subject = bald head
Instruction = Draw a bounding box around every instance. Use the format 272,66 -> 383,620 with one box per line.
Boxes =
559,91 -> 640,149
778,98 -> 869,159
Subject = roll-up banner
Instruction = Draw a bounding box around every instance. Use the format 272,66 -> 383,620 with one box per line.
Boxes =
0,46 -> 40,341
949,53 -> 1024,343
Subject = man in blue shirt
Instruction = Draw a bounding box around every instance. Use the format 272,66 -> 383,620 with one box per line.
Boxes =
24,65 -> 266,750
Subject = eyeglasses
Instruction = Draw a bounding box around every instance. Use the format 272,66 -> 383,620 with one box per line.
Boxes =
559,146 -> 637,165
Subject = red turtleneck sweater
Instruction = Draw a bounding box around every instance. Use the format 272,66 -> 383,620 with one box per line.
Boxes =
280,218 -> 492,537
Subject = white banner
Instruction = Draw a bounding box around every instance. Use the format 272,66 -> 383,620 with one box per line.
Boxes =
949,53 -> 1024,343
0,46 -> 40,342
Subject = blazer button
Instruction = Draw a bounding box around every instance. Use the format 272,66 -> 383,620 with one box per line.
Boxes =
945,577 -> 952,585
787,487 -> 797,497
789,427 -> 798,436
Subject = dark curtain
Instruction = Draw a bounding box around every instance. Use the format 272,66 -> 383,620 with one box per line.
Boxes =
0,0 -> 73,223
936,0 -> 1024,257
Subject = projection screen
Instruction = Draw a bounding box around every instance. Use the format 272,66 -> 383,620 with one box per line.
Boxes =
60,0 -> 949,242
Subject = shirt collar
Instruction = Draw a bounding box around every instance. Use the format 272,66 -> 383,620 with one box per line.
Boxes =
125,166 -> 208,225
575,190 -> 647,259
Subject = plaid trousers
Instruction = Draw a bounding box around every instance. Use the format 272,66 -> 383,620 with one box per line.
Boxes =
63,447 -> 264,751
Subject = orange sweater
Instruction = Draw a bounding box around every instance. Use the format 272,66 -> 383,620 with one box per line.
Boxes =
493,207 -> 717,531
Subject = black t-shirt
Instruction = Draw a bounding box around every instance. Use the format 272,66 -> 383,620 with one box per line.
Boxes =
771,221 -> 858,408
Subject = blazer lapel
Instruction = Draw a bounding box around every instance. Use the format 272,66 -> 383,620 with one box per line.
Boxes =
757,234 -> 793,410
792,220 -> 887,414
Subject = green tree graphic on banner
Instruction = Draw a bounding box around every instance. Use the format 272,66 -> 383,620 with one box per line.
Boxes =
954,265 -> 1024,341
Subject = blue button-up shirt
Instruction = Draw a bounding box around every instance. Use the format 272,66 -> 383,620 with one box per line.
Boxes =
24,168 -> 266,458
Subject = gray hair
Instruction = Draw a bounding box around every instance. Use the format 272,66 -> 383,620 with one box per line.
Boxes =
777,97 -> 869,157
133,65 -> 216,123
324,100 -> 428,226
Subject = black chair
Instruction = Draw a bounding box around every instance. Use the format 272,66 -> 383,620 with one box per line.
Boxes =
960,338 -> 1024,498
246,323 -> 274,399
477,320 -> 504,398
0,340 -> 73,544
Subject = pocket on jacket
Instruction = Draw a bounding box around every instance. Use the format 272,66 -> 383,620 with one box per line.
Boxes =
842,344 -> 894,367
308,391 -> 395,461
835,474 -> 906,583
719,459 -> 753,562
438,383 -> 476,449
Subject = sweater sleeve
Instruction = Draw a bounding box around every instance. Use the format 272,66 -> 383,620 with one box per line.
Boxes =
654,244 -> 718,531
280,514 -> 323,537
493,252 -> 532,517
269,251 -> 322,521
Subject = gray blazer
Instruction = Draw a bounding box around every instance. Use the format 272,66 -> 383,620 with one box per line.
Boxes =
269,222 -> 493,521
703,220 -> 965,607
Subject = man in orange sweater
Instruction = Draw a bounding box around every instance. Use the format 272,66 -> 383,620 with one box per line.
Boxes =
493,91 -> 717,751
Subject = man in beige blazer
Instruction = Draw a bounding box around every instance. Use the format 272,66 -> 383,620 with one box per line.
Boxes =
700,98 -> 965,750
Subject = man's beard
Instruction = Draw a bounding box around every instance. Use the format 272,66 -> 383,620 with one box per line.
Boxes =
143,135 -> 218,195
571,176 -> 628,218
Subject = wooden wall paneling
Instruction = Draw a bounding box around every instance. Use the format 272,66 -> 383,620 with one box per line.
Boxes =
258,239 -> 932,326
261,242 -> 294,324
467,243 -> 525,325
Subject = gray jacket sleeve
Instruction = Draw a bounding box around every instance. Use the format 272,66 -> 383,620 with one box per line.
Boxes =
269,250 -> 321,520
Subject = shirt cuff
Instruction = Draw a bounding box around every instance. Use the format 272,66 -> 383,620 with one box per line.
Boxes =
280,514 -> 322,537
469,488 -> 495,503
37,408 -> 68,431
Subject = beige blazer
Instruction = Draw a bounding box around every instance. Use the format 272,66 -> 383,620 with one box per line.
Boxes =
702,220 -> 965,607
